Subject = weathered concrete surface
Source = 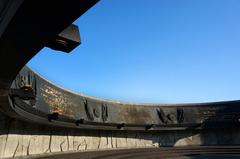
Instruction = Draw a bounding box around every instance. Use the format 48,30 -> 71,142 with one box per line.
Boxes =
0,111 -> 240,158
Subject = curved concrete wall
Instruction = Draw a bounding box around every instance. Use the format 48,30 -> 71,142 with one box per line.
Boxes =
1,111 -> 240,158
9,67 -> 240,131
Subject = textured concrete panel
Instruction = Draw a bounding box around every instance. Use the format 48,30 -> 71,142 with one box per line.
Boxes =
0,111 -> 240,158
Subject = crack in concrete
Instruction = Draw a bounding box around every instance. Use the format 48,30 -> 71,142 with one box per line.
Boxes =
26,138 -> 30,156
60,140 -> 65,152
2,118 -> 12,158
66,131 -> 70,151
110,132 -> 114,148
48,133 -> 52,153
12,141 -> 19,158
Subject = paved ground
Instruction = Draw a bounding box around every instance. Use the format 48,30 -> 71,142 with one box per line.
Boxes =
33,146 -> 240,159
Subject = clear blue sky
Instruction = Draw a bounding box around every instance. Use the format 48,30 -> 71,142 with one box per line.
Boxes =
28,0 -> 240,104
